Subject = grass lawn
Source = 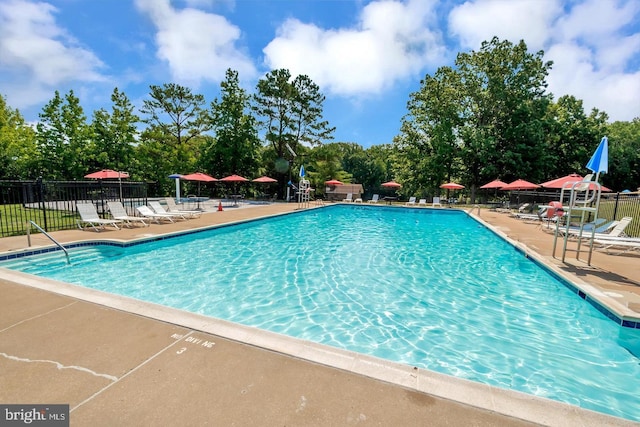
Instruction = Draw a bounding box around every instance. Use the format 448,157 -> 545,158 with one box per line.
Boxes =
0,204 -> 78,237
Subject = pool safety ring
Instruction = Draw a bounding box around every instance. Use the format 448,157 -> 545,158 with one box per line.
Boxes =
547,201 -> 564,218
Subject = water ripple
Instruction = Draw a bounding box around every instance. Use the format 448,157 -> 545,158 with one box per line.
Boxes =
4,205 -> 640,422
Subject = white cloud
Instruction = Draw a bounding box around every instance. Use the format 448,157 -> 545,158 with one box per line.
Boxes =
554,0 -> 638,45
0,0 -> 105,109
448,0 -> 640,121
547,0 -> 640,121
546,41 -> 640,122
449,0 -> 562,51
263,0 -> 446,96
135,0 -> 256,86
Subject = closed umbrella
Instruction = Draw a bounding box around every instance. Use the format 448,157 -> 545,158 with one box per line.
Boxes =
586,136 -> 608,183
168,174 -> 183,202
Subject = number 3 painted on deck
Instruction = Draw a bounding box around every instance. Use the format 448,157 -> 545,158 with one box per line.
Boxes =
177,347 -> 187,354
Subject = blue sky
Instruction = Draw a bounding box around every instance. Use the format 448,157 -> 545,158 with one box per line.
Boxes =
1,0 -> 639,148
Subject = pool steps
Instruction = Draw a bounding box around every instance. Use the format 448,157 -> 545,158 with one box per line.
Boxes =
0,247 -> 103,273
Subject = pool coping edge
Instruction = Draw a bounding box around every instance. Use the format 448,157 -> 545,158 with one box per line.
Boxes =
0,267 -> 635,427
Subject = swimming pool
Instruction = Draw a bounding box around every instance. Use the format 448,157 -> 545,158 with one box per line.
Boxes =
2,205 -> 640,422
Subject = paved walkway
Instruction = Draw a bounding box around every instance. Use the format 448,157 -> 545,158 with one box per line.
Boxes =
1,203 -> 638,426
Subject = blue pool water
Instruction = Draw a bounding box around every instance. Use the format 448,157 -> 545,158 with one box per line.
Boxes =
2,205 -> 640,421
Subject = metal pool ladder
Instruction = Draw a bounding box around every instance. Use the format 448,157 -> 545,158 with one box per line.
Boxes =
26,221 -> 70,265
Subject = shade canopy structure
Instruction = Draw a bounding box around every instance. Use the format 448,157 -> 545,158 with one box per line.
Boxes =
540,173 -> 582,189
440,182 -> 465,190
586,136 -> 608,181
220,174 -> 249,198
325,179 -> 344,186
252,176 -> 277,183
480,179 -> 508,189
540,173 -> 612,192
181,172 -> 217,182
181,172 -> 217,198
220,174 -> 249,182
84,169 -> 129,179
500,179 -> 540,191
85,169 -> 129,201
381,181 -> 402,188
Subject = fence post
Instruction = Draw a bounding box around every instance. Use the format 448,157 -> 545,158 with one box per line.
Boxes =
613,192 -> 620,220
37,177 -> 49,232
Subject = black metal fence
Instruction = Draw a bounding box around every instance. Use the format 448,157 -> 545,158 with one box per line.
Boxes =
501,190 -> 640,238
0,180 -> 148,237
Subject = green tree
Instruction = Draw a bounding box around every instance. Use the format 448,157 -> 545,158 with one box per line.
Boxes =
201,69 -> 260,177
0,95 -> 37,179
139,83 -> 210,147
396,66 -> 463,197
542,95 -> 608,180
607,118 -> 640,191
456,38 -> 552,197
253,69 -> 335,195
396,37 -> 553,201
36,90 -> 92,179
138,83 -> 210,194
90,88 -> 139,176
306,143 -> 351,194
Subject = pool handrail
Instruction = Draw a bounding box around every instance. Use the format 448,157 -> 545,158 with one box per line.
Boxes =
26,220 -> 70,265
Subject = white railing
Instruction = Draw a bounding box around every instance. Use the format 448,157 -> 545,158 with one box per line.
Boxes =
26,221 -> 70,264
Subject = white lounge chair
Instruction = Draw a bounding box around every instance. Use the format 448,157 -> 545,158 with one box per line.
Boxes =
136,205 -> 175,223
405,197 -> 416,206
107,201 -> 148,227
582,217 -> 632,240
567,217 -> 632,241
418,199 -> 427,206
368,194 -> 380,204
594,236 -> 640,255
560,219 -> 616,237
149,201 -> 188,220
432,197 -> 442,207
76,202 -> 122,232
164,197 -> 202,217
513,206 -> 547,221
343,193 -> 353,202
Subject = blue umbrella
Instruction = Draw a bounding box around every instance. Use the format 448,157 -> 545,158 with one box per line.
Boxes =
299,165 -> 305,178
586,136 -> 608,182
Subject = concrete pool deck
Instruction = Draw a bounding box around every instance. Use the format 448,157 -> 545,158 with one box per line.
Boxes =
1,202 -> 639,426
